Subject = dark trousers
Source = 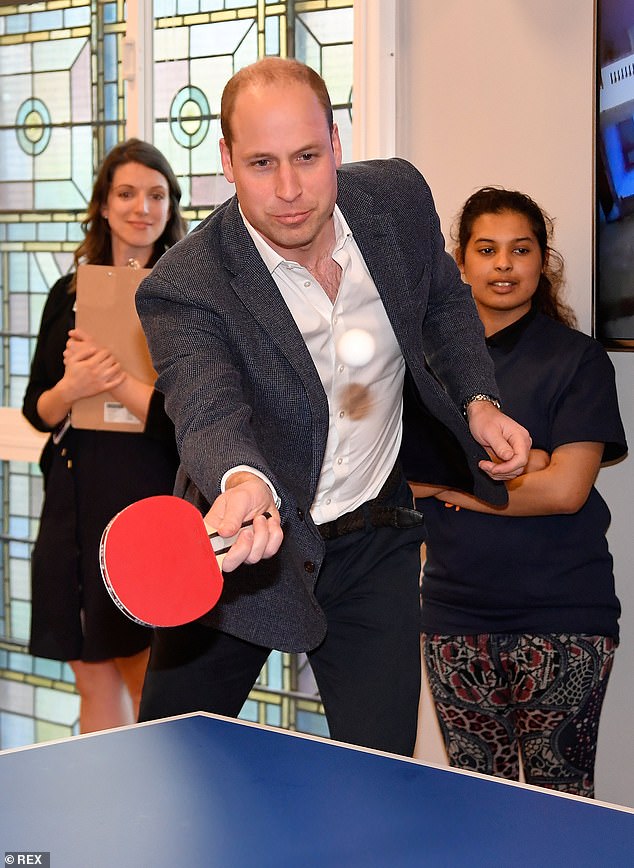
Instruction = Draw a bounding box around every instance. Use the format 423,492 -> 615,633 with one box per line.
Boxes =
139,481 -> 424,756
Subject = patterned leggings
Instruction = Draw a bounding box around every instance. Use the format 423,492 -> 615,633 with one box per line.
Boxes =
423,633 -> 616,798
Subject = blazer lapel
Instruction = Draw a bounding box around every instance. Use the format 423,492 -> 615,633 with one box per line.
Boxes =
220,201 -> 325,389
219,200 -> 330,483
336,172 -> 425,359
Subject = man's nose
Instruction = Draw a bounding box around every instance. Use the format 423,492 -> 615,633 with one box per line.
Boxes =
276,163 -> 301,201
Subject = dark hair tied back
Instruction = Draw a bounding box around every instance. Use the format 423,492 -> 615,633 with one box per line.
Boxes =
453,186 -> 576,328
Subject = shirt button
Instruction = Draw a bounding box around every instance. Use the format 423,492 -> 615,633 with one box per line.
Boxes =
337,457 -> 343,465
339,410 -> 345,418
304,281 -> 310,288
304,561 -> 315,574
325,498 -> 331,505
338,364 -> 344,373
297,508 -> 304,521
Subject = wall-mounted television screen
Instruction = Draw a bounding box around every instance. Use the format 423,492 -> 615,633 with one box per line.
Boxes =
596,0 -> 634,347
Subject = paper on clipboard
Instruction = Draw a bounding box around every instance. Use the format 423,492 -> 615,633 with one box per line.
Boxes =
71,264 -> 155,433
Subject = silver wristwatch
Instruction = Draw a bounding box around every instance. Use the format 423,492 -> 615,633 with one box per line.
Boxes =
462,393 -> 501,419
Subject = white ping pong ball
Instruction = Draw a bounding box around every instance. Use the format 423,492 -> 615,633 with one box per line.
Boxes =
336,328 -> 376,367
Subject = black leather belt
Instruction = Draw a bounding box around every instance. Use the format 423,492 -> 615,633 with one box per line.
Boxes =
316,463 -> 424,541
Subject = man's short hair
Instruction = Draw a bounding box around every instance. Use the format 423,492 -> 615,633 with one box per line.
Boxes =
221,57 -> 334,153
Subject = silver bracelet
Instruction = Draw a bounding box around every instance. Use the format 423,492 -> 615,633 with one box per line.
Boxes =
462,393 -> 501,419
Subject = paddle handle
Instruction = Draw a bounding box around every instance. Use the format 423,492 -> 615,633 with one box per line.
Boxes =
204,513 -> 272,567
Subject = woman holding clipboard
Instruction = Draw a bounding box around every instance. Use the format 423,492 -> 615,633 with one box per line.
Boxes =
23,139 -> 187,733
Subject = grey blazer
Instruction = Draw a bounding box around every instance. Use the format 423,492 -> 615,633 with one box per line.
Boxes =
136,158 -> 504,652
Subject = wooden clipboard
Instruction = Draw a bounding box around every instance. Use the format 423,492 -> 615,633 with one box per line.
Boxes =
71,264 -> 155,433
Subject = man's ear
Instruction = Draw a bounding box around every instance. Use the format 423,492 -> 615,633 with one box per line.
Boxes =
331,123 -> 343,168
219,138 -> 235,183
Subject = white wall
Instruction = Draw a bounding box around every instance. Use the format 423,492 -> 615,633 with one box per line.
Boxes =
399,0 -> 634,807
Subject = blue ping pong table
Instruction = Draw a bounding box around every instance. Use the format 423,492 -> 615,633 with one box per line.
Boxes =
1,712 -> 632,867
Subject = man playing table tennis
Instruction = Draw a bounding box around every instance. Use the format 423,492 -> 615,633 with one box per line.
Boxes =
135,57 -> 530,755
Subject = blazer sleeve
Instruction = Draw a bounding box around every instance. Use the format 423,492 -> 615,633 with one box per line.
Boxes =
405,162 -> 499,406
339,159 -> 499,409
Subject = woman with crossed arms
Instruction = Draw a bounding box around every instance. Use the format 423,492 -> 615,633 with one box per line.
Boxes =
413,187 -> 627,797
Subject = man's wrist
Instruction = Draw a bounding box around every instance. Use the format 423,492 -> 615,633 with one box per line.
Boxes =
221,466 -> 282,508
462,393 -> 501,419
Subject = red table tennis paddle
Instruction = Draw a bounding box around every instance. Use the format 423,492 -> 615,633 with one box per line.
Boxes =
100,495 -> 261,628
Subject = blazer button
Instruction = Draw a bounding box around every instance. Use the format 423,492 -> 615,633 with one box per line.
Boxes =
304,561 -> 315,574
297,508 -> 304,521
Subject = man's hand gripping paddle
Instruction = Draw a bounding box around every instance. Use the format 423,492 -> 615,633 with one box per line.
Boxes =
100,495 -> 263,627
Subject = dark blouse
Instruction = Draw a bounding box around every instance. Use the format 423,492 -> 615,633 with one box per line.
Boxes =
419,308 -> 627,640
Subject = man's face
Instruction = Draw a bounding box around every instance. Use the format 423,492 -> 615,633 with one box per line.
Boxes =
220,80 -> 342,265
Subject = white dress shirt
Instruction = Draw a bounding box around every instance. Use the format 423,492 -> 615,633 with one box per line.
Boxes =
227,206 -> 405,524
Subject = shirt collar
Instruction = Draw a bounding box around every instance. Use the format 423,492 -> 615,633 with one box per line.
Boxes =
486,304 -> 538,351
239,204 -> 351,275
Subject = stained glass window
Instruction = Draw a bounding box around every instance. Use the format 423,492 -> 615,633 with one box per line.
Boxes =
0,0 -> 353,748
152,0 -> 354,218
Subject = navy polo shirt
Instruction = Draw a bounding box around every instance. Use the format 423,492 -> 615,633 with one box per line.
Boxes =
419,307 -> 628,640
